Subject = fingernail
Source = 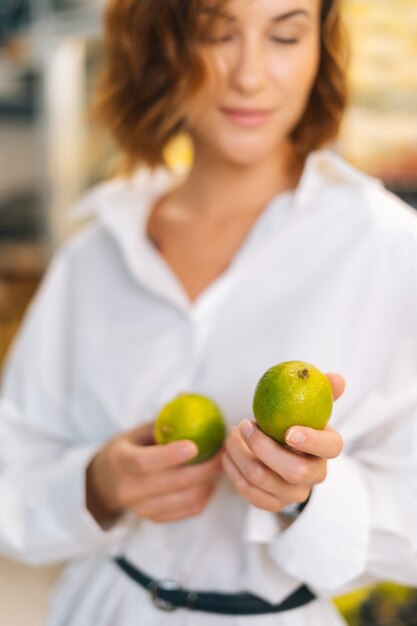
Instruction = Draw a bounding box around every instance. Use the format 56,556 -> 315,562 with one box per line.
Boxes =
240,419 -> 254,439
178,442 -> 198,459
286,428 -> 306,445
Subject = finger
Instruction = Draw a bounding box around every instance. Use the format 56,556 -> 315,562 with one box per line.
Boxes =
239,420 -> 323,485
132,481 -> 215,519
126,450 -> 223,500
145,494 -> 215,523
222,453 -> 286,512
325,373 -> 346,401
225,427 -> 292,498
285,424 -> 343,459
117,437 -> 198,474
157,448 -> 223,494
125,422 -> 156,445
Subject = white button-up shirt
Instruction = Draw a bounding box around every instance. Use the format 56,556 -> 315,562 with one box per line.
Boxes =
1,150 -> 417,626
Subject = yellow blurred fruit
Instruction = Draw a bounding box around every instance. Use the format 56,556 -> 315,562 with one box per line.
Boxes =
253,361 -> 333,444
154,393 -> 226,463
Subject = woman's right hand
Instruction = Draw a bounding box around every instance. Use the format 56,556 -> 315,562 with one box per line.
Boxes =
86,423 -> 223,527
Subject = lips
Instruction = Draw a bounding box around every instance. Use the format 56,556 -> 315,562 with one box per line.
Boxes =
220,107 -> 272,127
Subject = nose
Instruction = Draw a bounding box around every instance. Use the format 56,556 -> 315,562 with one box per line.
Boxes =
230,37 -> 267,96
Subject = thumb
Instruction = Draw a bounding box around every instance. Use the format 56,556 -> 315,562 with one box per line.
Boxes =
325,373 -> 346,401
125,421 -> 156,446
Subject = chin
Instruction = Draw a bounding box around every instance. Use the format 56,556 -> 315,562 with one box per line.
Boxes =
216,137 -> 286,168
192,123 -> 291,168
223,150 -> 271,168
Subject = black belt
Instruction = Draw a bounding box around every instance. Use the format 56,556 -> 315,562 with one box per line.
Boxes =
114,557 -> 315,615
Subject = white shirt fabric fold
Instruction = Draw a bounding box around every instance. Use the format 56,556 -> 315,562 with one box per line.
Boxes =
1,150 -> 417,625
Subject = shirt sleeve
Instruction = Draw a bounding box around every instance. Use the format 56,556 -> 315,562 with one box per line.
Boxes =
0,250 -> 135,566
241,224 -> 417,603
243,399 -> 417,599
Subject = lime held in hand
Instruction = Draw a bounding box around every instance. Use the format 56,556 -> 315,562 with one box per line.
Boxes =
253,361 -> 333,445
154,393 -> 226,464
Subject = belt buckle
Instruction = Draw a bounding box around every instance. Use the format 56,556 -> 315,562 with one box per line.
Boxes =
148,579 -> 179,612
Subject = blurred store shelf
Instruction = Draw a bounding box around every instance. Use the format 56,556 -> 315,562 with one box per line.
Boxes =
33,0 -> 104,38
341,0 -> 417,201
0,242 -> 45,367
0,0 -> 106,259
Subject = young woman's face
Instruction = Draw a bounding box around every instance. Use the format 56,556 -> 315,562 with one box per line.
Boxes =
188,0 -> 321,165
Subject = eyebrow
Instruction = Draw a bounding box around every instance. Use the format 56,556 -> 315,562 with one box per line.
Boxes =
199,7 -> 310,23
199,7 -> 234,21
272,9 -> 310,22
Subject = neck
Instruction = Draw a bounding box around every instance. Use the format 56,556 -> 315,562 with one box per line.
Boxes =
172,140 -> 303,220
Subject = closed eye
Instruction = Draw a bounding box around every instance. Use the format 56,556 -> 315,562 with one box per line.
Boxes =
271,37 -> 299,44
206,34 -> 234,44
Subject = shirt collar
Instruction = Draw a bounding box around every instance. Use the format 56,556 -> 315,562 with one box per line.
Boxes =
292,149 -> 382,210
72,148 -> 380,225
71,165 -> 187,290
70,150 -> 381,295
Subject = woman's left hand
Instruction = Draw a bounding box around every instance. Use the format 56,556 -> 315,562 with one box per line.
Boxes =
222,373 -> 345,512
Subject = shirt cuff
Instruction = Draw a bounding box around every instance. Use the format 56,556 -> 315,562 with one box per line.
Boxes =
244,454 -> 371,594
48,443 -> 134,551
241,504 -> 307,603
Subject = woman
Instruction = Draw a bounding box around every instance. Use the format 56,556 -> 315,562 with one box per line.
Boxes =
1,0 -> 417,624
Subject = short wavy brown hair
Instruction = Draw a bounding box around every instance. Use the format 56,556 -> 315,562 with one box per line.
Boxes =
93,0 -> 349,170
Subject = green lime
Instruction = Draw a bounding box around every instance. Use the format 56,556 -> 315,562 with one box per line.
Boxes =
154,393 -> 226,463
253,361 -> 333,444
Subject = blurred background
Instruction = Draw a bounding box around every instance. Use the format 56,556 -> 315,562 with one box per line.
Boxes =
0,0 -> 416,624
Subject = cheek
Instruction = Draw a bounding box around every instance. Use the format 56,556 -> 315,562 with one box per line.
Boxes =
197,49 -> 229,101
186,69 -> 227,128
186,103 -> 220,140
270,42 -> 320,100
